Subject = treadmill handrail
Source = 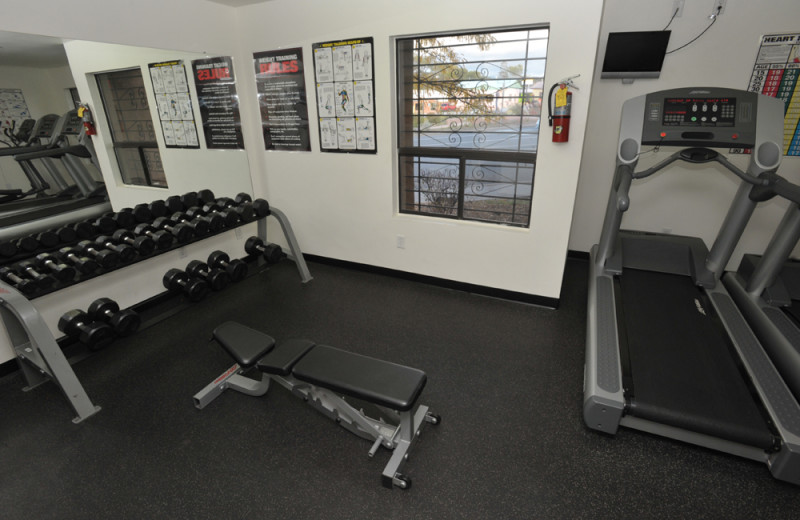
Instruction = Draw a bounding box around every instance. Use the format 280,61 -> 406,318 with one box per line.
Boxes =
14,144 -> 91,161
631,148 -> 775,188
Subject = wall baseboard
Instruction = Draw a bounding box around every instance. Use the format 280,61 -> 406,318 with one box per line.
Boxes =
304,254 -> 561,309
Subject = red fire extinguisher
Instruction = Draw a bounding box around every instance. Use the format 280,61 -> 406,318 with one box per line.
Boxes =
78,104 -> 97,136
547,75 -> 579,143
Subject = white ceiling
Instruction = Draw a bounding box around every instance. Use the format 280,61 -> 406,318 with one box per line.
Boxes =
0,31 -> 68,68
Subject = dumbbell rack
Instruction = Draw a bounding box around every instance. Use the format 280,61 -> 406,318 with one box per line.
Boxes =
0,202 -> 311,423
0,281 -> 99,423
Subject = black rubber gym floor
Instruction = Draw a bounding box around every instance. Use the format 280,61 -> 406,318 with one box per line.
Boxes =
1,257 -> 799,519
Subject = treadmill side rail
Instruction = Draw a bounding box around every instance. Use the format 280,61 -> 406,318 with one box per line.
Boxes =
584,246 -> 625,434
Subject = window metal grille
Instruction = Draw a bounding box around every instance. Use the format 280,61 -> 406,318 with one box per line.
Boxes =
397,27 -> 548,227
96,68 -> 167,187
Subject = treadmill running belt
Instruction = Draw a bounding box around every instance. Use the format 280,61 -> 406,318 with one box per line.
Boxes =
619,269 -> 775,449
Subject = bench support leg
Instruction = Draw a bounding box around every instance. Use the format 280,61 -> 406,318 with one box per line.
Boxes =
270,374 -> 435,489
193,363 -> 270,409
381,404 -> 431,490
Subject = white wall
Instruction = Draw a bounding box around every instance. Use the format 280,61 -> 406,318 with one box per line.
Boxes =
233,0 -> 605,300
570,0 -> 800,269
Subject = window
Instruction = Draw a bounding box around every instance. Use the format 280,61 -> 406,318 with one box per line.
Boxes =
96,68 -> 166,187
397,27 -> 548,227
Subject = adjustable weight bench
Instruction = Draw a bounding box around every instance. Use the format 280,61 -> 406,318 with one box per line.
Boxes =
193,321 -> 440,489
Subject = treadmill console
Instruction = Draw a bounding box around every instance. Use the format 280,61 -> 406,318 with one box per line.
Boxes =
32,114 -> 60,139
60,111 -> 83,135
641,88 -> 759,148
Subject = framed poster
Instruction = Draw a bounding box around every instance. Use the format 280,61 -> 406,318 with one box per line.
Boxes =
312,37 -> 376,154
253,48 -> 311,151
191,56 -> 245,149
148,61 -> 199,148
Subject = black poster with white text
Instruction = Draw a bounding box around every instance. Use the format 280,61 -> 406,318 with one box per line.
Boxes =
191,56 -> 244,149
253,48 -> 311,151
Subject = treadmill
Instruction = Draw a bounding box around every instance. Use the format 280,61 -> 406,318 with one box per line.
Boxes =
0,110 -> 110,242
583,87 -> 800,485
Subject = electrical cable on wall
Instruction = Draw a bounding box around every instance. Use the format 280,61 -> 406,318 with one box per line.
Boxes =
662,8 -> 679,31
666,5 -> 722,54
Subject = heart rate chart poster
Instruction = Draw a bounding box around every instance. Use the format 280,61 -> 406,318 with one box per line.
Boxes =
253,48 -> 311,151
312,37 -> 376,154
745,33 -> 800,155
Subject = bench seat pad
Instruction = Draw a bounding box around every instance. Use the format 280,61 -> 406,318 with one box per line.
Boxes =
213,321 -> 275,368
257,338 -> 316,376
291,344 -> 427,411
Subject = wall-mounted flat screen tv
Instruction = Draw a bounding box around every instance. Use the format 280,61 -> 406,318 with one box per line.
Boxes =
601,31 -> 671,80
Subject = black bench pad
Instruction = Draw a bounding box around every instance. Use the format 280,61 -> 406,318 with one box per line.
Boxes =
213,321 -> 275,368
291,345 -> 427,411
257,338 -> 316,376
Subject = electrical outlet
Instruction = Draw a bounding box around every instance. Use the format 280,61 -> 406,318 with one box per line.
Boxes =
178,247 -> 187,259
712,0 -> 726,17
234,227 -> 242,239
396,235 -> 405,249
672,0 -> 685,18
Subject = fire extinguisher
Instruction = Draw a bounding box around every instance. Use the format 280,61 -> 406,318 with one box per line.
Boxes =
547,75 -> 579,143
78,104 -> 97,136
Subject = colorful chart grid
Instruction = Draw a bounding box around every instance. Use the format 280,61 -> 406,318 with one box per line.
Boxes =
747,33 -> 800,156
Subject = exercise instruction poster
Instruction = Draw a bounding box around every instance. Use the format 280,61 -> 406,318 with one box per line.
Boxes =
312,37 -> 376,153
148,60 -> 199,148
191,56 -> 245,149
746,33 -> 800,156
253,48 -> 311,151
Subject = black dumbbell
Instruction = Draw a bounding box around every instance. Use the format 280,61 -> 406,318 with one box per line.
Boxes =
171,212 -> 210,237
163,268 -> 208,302
186,260 -> 230,291
233,193 -> 270,218
0,266 -> 38,295
183,206 -> 225,232
77,240 -> 119,269
218,197 -> 255,223
58,247 -> 99,274
92,215 -> 116,235
152,216 -> 193,243
252,198 -> 270,218
35,230 -> 59,249
165,195 -> 184,214
67,221 -> 95,239
34,253 -> 76,282
112,229 -> 157,256
95,236 -> 136,263
0,241 -> 18,258
16,235 -> 39,253
244,236 -> 283,264
200,202 -> 241,228
106,211 -> 136,230
207,251 -> 247,282
58,309 -> 114,351
148,200 -> 168,219
133,224 -> 173,250
87,297 -> 140,336
197,189 -> 215,205
123,205 -> 153,224
53,225 -> 78,244
15,261 -> 56,288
